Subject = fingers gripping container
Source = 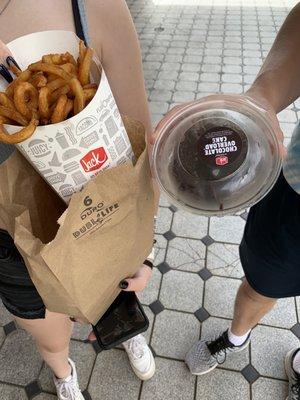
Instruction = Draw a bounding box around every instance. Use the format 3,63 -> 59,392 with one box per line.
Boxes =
153,94 -> 282,216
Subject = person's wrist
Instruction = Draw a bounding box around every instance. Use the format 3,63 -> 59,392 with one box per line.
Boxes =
246,83 -> 286,158
245,86 -> 277,115
245,74 -> 280,114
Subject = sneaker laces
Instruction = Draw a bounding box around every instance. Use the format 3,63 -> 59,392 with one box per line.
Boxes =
56,377 -> 82,400
206,331 -> 235,365
291,374 -> 300,399
124,334 -> 146,360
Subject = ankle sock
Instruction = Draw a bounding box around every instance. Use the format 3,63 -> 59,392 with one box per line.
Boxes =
293,349 -> 300,374
228,327 -> 251,347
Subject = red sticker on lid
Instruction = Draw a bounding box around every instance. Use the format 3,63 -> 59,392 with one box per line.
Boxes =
215,156 -> 228,166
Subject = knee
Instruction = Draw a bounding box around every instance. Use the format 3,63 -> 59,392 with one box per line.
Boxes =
241,280 -> 277,305
37,339 -> 70,354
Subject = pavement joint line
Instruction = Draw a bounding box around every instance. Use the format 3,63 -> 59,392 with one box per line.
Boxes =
294,296 -> 300,324
1,2 -> 297,397
143,304 -> 299,332
0,329 -> 6,353
155,231 -> 247,248
148,201 -> 174,353
143,352 -> 287,381
0,379 -> 26,389
36,361 -> 44,388
249,340 -> 254,400
85,350 -> 99,393
138,379 -> 144,400
170,1 -> 196,105
152,263 -> 244,281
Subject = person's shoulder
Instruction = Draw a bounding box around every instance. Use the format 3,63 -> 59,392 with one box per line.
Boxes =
86,0 -> 132,54
86,0 -> 127,14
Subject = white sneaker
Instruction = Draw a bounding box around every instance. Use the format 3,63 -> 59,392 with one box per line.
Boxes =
123,334 -> 156,380
53,358 -> 84,400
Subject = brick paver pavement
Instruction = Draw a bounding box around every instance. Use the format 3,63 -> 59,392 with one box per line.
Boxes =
0,1 -> 299,399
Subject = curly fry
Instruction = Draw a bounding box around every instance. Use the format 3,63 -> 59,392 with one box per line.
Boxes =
42,54 -> 59,64
42,54 -> 54,64
51,94 -> 68,124
83,83 -> 97,89
78,40 -> 86,65
63,52 -> 77,66
29,62 -> 72,81
14,82 -> 39,120
5,70 -> 32,98
46,78 -> 66,92
0,116 -> 13,124
42,53 -> 76,66
64,99 -> 73,119
60,63 -> 77,75
0,116 -> 38,144
50,84 -> 70,104
0,44 -> 97,130
30,73 -> 47,89
47,73 -> 58,83
0,93 -> 15,109
51,54 -> 64,64
0,105 -> 28,126
69,78 -> 84,115
38,87 -> 51,119
34,109 -> 41,121
83,87 -> 97,102
78,47 -> 92,86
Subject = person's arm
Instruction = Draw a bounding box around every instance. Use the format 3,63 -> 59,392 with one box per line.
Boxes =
247,2 -> 300,113
86,0 -> 152,138
86,0 -> 158,293
87,0 -> 160,212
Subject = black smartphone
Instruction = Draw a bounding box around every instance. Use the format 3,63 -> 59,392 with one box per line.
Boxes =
92,291 -> 149,350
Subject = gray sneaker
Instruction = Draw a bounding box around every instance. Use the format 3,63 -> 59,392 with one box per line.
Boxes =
185,330 -> 251,375
285,349 -> 300,400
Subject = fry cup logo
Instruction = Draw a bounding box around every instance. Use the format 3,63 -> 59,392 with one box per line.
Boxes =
80,147 -> 108,173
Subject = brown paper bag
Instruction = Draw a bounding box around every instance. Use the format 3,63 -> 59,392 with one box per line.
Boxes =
0,117 -> 155,324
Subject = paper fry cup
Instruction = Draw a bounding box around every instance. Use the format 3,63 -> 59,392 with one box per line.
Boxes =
1,31 -> 134,203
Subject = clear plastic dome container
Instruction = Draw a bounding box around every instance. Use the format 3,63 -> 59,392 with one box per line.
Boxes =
152,94 -> 282,216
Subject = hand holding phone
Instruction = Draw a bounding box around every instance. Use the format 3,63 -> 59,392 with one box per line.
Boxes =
92,291 -> 149,350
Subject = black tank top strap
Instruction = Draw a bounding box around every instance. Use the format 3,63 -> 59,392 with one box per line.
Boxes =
71,0 -> 88,44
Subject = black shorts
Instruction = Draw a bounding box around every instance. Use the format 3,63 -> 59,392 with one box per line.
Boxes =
240,171 -> 300,298
0,229 -> 45,319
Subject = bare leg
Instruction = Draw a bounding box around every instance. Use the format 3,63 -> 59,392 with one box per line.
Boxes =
231,279 -> 277,336
15,310 -> 73,379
